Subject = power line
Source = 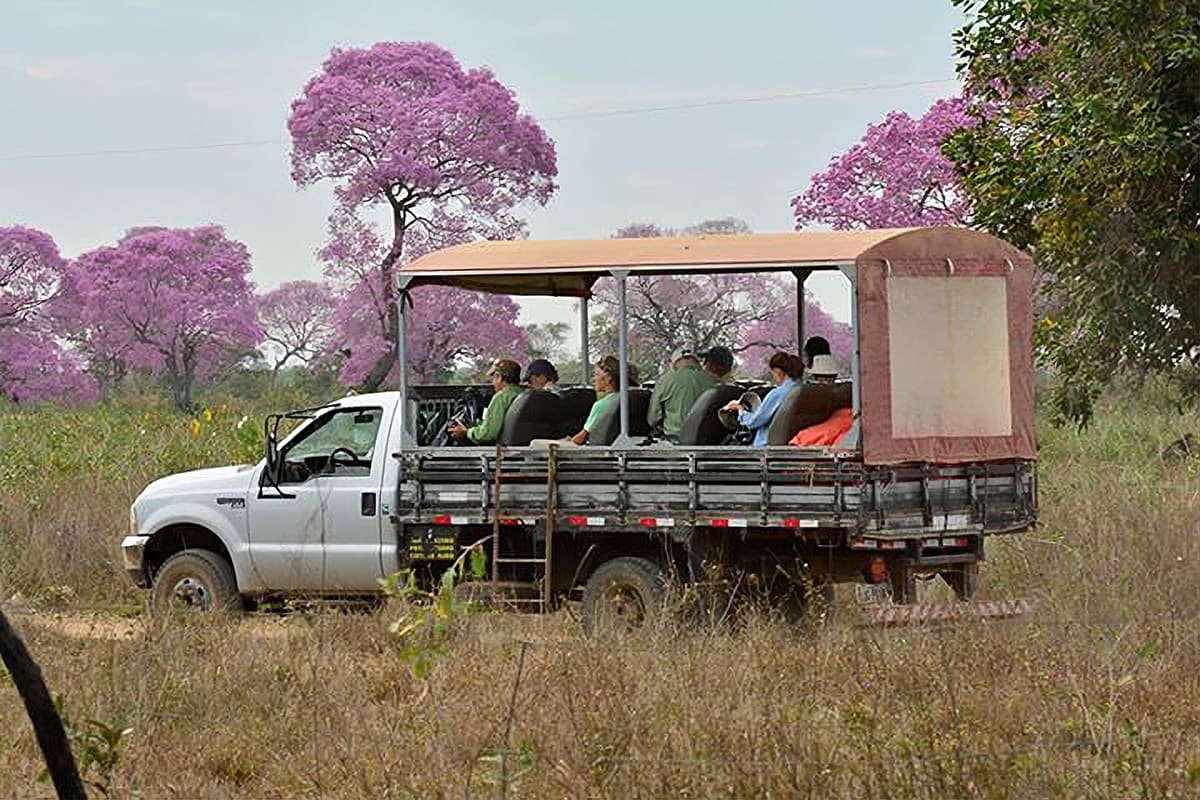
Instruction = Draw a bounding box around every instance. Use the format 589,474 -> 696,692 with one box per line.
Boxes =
544,78 -> 958,121
0,77 -> 959,163
0,138 -> 281,162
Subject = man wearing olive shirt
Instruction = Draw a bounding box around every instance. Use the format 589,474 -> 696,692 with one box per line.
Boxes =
648,349 -> 717,442
448,359 -> 524,444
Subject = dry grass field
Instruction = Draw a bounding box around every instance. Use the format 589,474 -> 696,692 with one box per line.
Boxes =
1,397 -> 1198,798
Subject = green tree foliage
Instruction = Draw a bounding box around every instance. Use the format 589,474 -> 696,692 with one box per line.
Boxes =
948,0 -> 1200,424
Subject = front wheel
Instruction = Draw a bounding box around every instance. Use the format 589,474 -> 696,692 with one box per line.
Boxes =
151,549 -> 241,615
581,557 -> 668,635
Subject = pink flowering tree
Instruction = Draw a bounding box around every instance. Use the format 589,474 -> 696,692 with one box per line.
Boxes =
258,280 -> 337,377
593,219 -> 849,378
322,213 -> 526,384
792,96 -> 975,230
740,294 -> 854,377
0,226 -> 94,403
65,225 -> 262,410
289,41 -> 557,391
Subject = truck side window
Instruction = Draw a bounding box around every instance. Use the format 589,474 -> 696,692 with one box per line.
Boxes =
280,407 -> 383,482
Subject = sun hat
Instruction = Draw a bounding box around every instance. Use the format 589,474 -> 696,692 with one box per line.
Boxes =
718,391 -> 761,431
488,359 -> 521,384
808,354 -> 839,377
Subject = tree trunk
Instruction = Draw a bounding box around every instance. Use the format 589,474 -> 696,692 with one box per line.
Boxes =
0,608 -> 87,799
358,218 -> 406,393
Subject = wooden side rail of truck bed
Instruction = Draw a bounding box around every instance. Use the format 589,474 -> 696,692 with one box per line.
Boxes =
393,446 -> 1037,539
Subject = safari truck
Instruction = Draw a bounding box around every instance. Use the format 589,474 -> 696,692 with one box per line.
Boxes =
122,227 -> 1038,631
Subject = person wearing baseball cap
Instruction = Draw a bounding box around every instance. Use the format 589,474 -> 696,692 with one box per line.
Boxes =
648,348 -> 716,441
522,358 -> 560,393
698,345 -> 736,384
449,358 -> 524,444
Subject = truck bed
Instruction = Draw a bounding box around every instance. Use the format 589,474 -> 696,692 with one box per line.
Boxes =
394,446 -> 1036,539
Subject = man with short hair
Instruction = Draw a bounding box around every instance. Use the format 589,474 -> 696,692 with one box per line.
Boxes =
699,345 -> 736,384
648,348 -> 717,441
448,359 -> 524,444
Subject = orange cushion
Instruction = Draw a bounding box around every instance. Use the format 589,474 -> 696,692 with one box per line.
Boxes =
789,407 -> 855,447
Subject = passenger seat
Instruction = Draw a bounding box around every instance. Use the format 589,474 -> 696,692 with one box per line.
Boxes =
499,391 -> 563,446
558,386 -> 597,438
677,385 -> 743,445
765,383 -> 836,445
587,388 -> 652,446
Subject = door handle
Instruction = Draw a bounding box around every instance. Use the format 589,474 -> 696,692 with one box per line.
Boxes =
361,492 -> 377,517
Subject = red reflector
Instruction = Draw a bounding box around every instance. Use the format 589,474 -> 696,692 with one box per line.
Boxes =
639,518 -> 657,528
499,519 -> 520,526
710,519 -> 729,527
431,515 -> 451,525
568,516 -> 587,526
782,519 -> 801,528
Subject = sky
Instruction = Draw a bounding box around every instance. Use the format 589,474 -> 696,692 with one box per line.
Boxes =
0,0 -> 967,329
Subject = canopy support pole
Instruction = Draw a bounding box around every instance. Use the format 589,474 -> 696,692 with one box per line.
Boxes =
611,270 -> 634,448
395,275 -> 416,448
793,268 -> 812,353
837,265 -> 861,450
579,296 -> 590,382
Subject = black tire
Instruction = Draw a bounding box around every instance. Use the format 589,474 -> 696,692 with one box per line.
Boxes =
581,557 -> 668,635
151,549 -> 241,615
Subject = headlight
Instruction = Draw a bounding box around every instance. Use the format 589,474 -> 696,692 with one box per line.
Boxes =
129,505 -> 138,536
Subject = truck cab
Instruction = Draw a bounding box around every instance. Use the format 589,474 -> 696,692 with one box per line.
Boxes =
125,393 -> 409,610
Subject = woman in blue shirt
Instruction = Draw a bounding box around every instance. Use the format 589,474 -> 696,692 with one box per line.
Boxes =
721,351 -> 804,446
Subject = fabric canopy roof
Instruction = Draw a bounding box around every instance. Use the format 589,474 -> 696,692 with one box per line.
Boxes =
398,228 -> 943,296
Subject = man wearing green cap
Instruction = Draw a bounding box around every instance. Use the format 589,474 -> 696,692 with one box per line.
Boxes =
448,359 -> 524,444
648,349 -> 717,442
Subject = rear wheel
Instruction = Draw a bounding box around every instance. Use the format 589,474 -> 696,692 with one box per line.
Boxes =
581,557 -> 668,635
151,549 -> 240,615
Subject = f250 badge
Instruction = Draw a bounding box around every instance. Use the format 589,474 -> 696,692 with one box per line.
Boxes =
216,496 -> 246,509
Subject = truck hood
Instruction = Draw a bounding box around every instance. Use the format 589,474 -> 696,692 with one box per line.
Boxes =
139,464 -> 257,499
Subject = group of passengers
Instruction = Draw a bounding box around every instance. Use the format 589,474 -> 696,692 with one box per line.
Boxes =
447,335 -> 843,447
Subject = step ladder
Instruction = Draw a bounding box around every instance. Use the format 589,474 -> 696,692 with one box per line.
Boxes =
488,443 -> 558,611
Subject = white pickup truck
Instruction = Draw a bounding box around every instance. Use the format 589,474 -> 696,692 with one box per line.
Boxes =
122,227 -> 1039,630
124,393 -> 408,612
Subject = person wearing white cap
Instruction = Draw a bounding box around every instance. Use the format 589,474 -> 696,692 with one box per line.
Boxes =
806,354 -> 840,383
648,348 -> 717,442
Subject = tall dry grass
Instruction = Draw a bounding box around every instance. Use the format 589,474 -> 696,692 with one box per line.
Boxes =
1,396 -> 1198,798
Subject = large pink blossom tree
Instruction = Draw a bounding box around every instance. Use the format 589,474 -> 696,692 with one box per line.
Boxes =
289,41 -> 557,391
0,226 -> 94,403
792,96 -> 975,230
258,280 -> 337,377
65,225 -> 262,410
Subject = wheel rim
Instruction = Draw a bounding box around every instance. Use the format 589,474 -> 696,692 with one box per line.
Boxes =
169,576 -> 212,610
596,583 -> 647,631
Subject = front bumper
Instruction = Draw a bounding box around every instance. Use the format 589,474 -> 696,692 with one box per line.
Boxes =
121,534 -> 151,587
